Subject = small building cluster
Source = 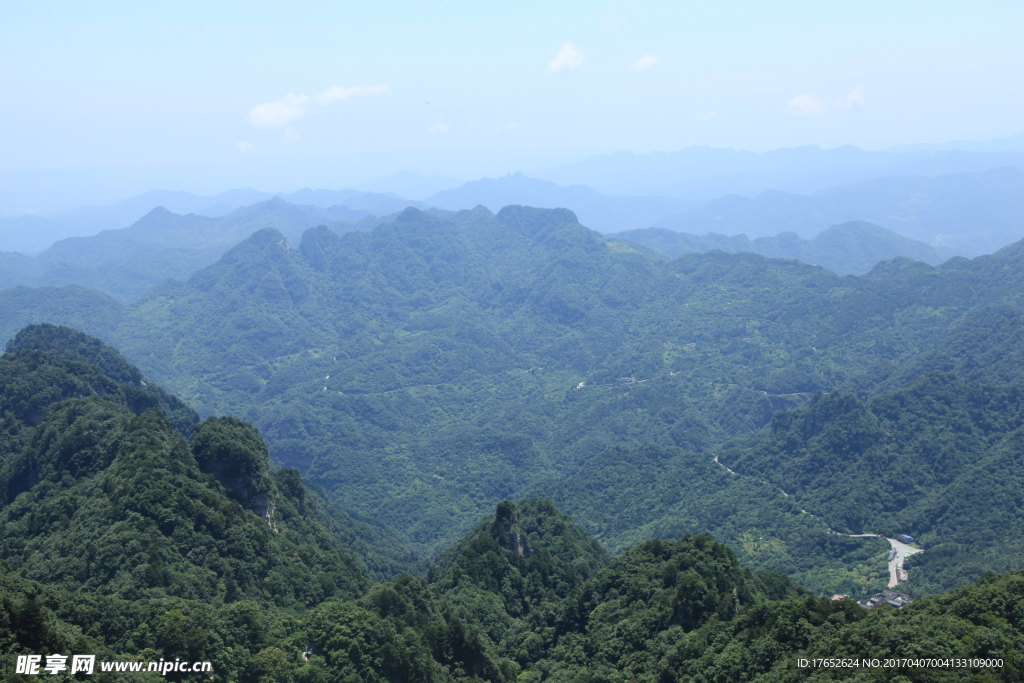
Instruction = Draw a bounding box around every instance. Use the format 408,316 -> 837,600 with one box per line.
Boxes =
858,590 -> 912,609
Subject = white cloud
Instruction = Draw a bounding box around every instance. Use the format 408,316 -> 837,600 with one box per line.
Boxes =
631,54 -> 660,71
247,84 -> 392,130
236,140 -> 255,153
692,109 -> 715,122
837,87 -> 865,110
547,42 -> 585,73
247,93 -> 309,129
427,122 -> 449,133
495,122 -> 519,134
282,127 -> 300,143
315,83 -> 392,105
785,94 -> 826,116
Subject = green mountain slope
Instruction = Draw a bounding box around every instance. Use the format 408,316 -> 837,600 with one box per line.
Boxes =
428,499 -> 609,619
0,324 -> 444,681
0,199 -> 393,303
5,450 -> 1024,682
5,206 -> 1024,595
104,207 -> 1024,561
422,502 -> 1024,682
512,540 -> 1024,681
532,444 -> 888,596
720,372 -> 1024,594
0,285 -> 123,350
114,207 -> 837,552
4,323 -> 199,435
0,327 -> 369,604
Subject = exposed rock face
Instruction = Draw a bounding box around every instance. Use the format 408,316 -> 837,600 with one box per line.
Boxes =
502,528 -> 531,557
191,416 -> 274,520
199,457 -> 271,519
492,500 -> 532,558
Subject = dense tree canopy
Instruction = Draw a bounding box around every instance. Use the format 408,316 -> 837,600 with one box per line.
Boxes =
5,207 -> 1024,598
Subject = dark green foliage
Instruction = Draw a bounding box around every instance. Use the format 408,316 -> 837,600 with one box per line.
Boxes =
8,205 -> 1024,599
307,585 -> 516,683
504,534 -> 796,673
6,323 -> 199,434
7,323 -> 145,385
721,372 -> 1024,595
535,444 -> 889,596
0,331 -> 431,681
498,534 -> 1024,682
0,338 -> 195,487
192,417 -> 274,515
0,333 -> 368,606
0,405 -> 366,605
428,499 -> 610,619
6,430 -> 1024,683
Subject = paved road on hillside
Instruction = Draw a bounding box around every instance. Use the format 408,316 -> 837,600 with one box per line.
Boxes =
709,455 -> 926,587
887,538 -> 923,587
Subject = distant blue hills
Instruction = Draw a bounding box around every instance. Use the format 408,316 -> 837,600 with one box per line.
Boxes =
3,137 -> 1023,253
533,140 -> 1024,198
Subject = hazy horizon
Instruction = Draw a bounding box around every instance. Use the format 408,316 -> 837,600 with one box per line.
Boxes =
3,134 -> 1024,216
3,1 -> 1022,211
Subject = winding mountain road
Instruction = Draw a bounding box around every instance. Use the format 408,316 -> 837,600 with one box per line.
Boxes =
711,455 -> 924,586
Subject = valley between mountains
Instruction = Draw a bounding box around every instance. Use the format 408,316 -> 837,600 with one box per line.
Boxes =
3,204 -> 1024,681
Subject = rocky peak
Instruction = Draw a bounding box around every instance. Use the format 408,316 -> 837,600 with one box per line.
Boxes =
191,417 -> 274,520
492,500 -> 532,558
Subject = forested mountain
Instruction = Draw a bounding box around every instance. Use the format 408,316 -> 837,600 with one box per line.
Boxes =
2,326 -> 1023,679
3,204 -> 1024,601
5,486 -> 1023,681
611,221 -> 952,275
720,372 -> 1024,595
0,200 -> 398,302
0,286 -> 123,353
0,325 -> 413,679
653,167 -> 1024,254
0,186 -> 422,254
0,326 -> 373,597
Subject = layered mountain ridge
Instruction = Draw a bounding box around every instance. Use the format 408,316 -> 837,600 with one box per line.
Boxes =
4,205 -> 1024,602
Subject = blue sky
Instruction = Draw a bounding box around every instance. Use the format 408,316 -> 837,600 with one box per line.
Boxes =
2,0 -> 1022,197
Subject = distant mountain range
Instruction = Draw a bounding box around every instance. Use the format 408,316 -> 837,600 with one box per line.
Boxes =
0,188 -> 421,254
1,166 -> 1020,304
421,172 -> 695,232
2,158 -> 1022,268
355,170 -> 463,200
885,131 -> 1024,154
650,167 -> 1024,255
0,199 -> 406,302
610,221 -> 956,275
4,137 -> 1023,253
535,143 -> 1024,199
0,202 -> 975,306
